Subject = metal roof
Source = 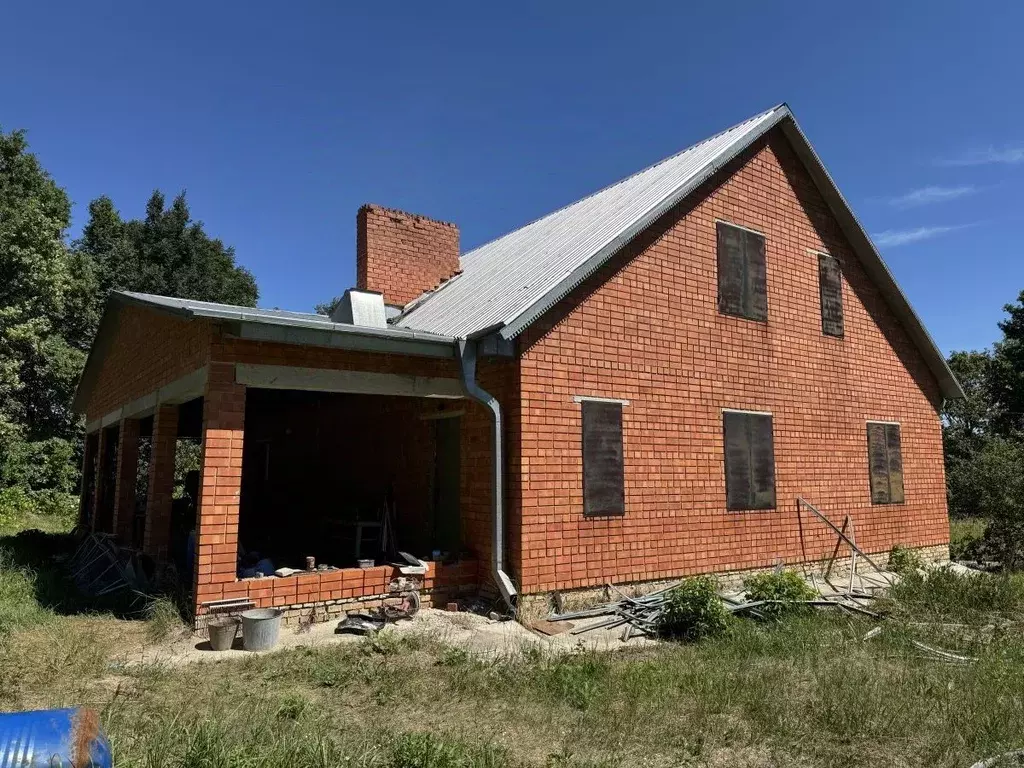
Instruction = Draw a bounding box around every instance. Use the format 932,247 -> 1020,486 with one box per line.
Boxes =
395,106 -> 788,338
115,291 -> 454,345
72,291 -> 457,413
394,104 -> 963,400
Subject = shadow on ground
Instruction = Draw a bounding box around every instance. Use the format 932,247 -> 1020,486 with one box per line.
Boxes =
0,527 -> 189,622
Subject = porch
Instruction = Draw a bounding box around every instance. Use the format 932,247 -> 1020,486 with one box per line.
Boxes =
80,358 -> 498,625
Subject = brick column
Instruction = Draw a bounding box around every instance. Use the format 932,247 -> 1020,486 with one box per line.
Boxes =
79,432 -> 98,529
112,418 -> 141,545
194,362 -> 245,609
144,405 -> 178,561
91,428 -> 109,533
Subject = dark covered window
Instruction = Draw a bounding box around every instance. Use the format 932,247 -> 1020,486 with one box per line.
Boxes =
723,411 -> 776,511
818,253 -> 844,337
717,221 -> 767,321
581,400 -> 625,517
867,422 -> 904,504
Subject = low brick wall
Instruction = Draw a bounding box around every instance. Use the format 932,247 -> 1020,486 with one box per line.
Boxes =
195,559 -> 478,631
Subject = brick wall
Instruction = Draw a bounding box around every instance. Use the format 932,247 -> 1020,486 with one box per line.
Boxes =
514,129 -> 950,594
112,418 -> 140,544
356,204 -> 460,307
195,362 -> 246,604
85,306 -> 211,422
143,405 -> 178,561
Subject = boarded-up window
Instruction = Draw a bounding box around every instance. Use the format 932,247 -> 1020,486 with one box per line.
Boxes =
818,253 -> 844,337
582,400 -> 625,516
717,222 -> 767,321
867,422 -> 905,504
723,411 -> 776,510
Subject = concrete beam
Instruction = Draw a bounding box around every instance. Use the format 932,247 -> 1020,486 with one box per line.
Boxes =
235,363 -> 464,399
87,366 -> 209,433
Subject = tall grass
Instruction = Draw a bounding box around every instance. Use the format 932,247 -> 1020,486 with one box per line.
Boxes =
0,549 -> 52,634
4,516 -> 1024,767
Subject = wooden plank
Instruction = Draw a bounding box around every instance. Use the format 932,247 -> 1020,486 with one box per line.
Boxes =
530,619 -> 572,636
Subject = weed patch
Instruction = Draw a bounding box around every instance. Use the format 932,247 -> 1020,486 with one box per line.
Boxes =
658,575 -> 731,640
743,569 -> 817,620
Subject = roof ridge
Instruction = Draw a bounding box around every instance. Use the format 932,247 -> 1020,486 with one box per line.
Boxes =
397,104 -> 785,324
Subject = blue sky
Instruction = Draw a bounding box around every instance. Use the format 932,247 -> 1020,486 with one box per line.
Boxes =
2,1 -> 1022,354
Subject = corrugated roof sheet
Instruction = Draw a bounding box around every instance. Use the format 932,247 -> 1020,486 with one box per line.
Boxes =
395,106 -> 787,338
117,291 -> 454,342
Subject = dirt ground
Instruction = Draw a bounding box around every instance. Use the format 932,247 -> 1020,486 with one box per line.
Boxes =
118,607 -> 657,667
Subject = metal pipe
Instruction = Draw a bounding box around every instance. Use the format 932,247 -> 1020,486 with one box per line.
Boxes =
456,339 -> 517,609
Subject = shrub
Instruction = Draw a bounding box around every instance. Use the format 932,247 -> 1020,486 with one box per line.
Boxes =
743,569 -> 818,620
0,487 -> 77,535
887,544 -> 924,575
949,517 -> 988,562
971,438 -> 1024,570
658,575 -> 730,640
0,487 -> 34,532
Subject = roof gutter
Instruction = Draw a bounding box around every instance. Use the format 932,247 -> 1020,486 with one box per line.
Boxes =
456,338 -> 517,610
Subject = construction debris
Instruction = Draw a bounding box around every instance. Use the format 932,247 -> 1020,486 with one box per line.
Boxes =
548,577 -> 887,638
69,533 -> 154,611
335,591 -> 420,635
528,619 -> 571,636
968,750 -> 1024,768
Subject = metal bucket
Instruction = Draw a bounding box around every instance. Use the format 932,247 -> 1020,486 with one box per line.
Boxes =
207,618 -> 239,651
241,608 -> 283,651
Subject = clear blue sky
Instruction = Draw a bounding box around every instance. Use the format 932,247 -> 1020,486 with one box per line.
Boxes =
2,1 -> 1022,353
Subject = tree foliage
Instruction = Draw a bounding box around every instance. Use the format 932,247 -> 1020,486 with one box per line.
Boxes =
0,128 -> 94,499
77,191 -> 258,312
943,291 -> 1024,568
0,127 -> 259,517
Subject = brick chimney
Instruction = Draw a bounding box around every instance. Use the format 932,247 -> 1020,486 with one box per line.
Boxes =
356,204 -> 460,308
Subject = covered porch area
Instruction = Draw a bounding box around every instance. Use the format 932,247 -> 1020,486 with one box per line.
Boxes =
74,291 -> 516,627
195,362 -> 483,624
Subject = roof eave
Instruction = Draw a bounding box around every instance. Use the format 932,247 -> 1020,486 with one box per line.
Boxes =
72,292 -> 458,415
777,119 -> 964,401
492,109 -> 963,402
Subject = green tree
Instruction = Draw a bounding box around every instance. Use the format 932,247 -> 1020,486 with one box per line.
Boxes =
991,290 -> 1024,436
315,296 -> 342,316
0,128 -> 92,502
972,437 -> 1024,570
943,350 -> 997,518
77,191 -> 258,311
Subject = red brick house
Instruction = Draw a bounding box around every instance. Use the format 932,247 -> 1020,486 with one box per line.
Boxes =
73,104 -> 962,622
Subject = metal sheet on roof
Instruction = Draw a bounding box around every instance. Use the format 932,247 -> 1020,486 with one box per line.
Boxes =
395,106 -> 786,338
117,291 -> 453,342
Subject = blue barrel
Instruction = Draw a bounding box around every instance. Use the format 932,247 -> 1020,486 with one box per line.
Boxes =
0,707 -> 112,767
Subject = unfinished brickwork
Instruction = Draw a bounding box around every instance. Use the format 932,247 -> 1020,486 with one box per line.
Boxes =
112,418 -> 140,545
144,405 -> 178,561
194,362 -> 246,605
84,306 -> 211,422
356,204 -> 460,307
77,123 -> 957,623
514,129 -> 950,594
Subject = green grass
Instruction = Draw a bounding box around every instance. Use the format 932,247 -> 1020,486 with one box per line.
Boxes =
950,517 -> 989,561
59,612 -> 1024,767
5,510 -> 1024,766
